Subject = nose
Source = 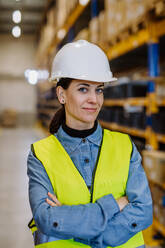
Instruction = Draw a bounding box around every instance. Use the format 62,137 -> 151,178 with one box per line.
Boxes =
87,91 -> 97,104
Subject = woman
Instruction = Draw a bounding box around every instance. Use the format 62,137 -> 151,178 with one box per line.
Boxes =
27,40 -> 153,248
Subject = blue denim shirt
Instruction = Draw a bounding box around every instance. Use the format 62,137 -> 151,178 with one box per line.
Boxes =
27,123 -> 153,248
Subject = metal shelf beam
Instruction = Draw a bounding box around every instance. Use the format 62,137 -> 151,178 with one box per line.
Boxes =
99,120 -> 147,138
103,97 -> 165,107
47,2 -> 90,55
100,120 -> 165,144
103,97 -> 148,107
154,218 -> 165,237
107,29 -> 149,60
107,19 -> 165,61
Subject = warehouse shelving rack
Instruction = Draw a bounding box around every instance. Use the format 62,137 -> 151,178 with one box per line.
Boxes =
46,1 -> 91,57
41,2 -> 165,63
41,0 -> 165,150
37,0 -> 165,242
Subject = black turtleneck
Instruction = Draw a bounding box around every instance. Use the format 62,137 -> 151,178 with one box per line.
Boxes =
62,121 -> 98,138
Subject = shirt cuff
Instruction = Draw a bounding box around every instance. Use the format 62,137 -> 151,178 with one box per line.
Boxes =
96,194 -> 120,220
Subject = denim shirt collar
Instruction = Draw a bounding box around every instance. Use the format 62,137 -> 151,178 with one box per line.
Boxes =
55,122 -> 103,153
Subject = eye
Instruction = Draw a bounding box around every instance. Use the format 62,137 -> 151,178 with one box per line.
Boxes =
78,87 -> 88,93
96,88 -> 104,94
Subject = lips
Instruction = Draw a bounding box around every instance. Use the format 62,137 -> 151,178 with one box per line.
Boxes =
83,108 -> 97,113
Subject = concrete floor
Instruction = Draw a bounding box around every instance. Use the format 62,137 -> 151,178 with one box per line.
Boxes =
0,126 -> 45,248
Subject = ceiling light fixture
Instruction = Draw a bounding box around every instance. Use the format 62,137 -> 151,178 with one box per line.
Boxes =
79,0 -> 90,6
28,70 -> 38,85
12,26 -> 21,38
24,69 -> 49,85
12,10 -> 21,23
57,29 -> 66,39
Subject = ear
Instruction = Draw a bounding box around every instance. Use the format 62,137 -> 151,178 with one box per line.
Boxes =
56,86 -> 66,104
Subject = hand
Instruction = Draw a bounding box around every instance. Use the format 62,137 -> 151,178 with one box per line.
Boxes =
116,196 -> 129,211
46,192 -> 62,207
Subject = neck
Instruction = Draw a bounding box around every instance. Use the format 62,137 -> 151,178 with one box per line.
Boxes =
62,121 -> 98,138
65,119 -> 94,130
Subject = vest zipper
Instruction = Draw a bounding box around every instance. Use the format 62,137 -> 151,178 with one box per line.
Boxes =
90,130 -> 104,203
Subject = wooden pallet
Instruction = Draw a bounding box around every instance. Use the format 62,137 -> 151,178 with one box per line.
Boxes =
106,0 -> 165,46
153,0 -> 165,17
107,16 -> 148,46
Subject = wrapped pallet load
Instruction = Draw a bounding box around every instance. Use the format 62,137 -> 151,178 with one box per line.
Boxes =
74,28 -> 89,41
56,0 -> 68,28
1,109 -> 17,127
116,0 -> 127,32
98,11 -> 107,47
89,17 -> 99,44
66,0 -> 78,20
143,150 -> 165,226
47,7 -> 56,27
105,0 -> 149,43
104,0 -> 119,43
105,0 -> 127,43
125,0 -> 147,32
36,24 -> 55,63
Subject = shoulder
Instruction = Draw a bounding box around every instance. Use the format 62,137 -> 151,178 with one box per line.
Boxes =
103,128 -> 130,139
103,129 -> 133,152
33,135 -> 56,147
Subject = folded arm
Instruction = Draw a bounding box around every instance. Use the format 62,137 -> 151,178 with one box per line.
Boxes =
27,142 -> 152,246
100,143 -> 153,247
27,150 -> 120,240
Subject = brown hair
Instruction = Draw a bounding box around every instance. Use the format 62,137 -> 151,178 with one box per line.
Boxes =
49,78 -> 73,134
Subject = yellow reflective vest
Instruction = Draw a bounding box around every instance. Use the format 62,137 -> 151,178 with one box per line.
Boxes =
29,129 -> 144,248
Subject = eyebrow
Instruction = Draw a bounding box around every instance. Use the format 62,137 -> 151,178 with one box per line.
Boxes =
77,83 -> 104,87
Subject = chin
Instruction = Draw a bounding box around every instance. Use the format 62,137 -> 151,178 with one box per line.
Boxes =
77,112 -> 98,125
81,117 -> 97,124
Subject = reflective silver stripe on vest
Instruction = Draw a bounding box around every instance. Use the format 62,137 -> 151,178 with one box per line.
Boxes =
33,230 -> 61,245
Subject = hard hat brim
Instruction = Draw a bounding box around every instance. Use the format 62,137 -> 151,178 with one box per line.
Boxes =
49,76 -> 117,84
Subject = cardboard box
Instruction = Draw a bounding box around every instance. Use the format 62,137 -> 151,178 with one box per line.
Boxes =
1,109 -> 17,127
98,11 -> 107,45
56,0 -> 68,28
150,183 -> 165,205
150,184 -> 165,226
142,150 -> 165,185
154,203 -> 165,226
89,17 -> 99,43
125,0 -> 146,22
47,8 -> 56,27
56,0 -> 78,28
105,0 -> 127,42
75,28 -> 89,41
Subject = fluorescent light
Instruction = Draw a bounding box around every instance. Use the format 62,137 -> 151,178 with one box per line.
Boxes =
24,69 -> 30,79
57,29 -> 66,39
12,10 -> 21,23
79,0 -> 90,6
28,70 -> 38,85
24,69 -> 49,84
38,70 -> 49,80
12,26 -> 21,38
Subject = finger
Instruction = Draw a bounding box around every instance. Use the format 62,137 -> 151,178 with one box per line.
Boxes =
48,192 -> 58,202
46,198 -> 56,207
48,192 -> 62,206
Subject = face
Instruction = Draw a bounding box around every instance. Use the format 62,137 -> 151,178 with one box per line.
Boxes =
56,79 -> 104,130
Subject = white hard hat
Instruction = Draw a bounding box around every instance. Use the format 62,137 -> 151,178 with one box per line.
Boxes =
50,40 -> 117,83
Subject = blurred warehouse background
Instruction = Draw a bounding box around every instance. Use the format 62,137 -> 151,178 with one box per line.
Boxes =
0,0 -> 165,247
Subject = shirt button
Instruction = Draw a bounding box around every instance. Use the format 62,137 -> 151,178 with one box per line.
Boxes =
84,158 -> 89,163
82,138 -> 86,143
53,222 -> 58,228
132,223 -> 137,228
